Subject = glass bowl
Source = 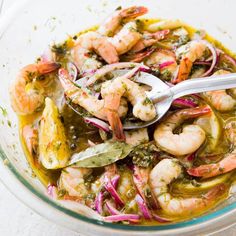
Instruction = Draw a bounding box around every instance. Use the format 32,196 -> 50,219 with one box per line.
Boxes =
0,0 -> 236,235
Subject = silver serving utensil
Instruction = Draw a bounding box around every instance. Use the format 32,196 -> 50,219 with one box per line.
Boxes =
123,72 -> 236,129
66,70 -> 236,130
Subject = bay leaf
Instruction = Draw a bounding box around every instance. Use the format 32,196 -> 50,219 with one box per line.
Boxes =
69,141 -> 133,168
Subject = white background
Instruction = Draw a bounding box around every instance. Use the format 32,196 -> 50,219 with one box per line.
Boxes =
0,0 -> 236,235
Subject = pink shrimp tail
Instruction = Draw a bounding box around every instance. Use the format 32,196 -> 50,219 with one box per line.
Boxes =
37,62 -> 61,74
204,183 -> 227,201
122,48 -> 155,62
172,58 -> 192,84
106,109 -> 125,141
104,93 -> 125,141
120,6 -> 148,19
187,165 -> 213,177
187,154 -> 236,179
181,106 -> 211,119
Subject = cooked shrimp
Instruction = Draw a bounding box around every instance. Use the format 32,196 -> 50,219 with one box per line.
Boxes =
145,49 -> 178,79
154,106 -> 211,155
101,66 -> 156,140
22,125 -> 38,156
59,166 -> 92,200
174,40 -> 208,83
205,70 -> 236,112
58,68 -> 128,120
121,30 -> 170,63
125,128 -> 149,146
150,159 -> 226,216
133,165 -> 159,209
188,121 -> 236,178
73,31 -> 119,72
98,6 -> 147,36
117,171 -> 135,201
74,6 -> 147,72
130,30 -> 170,53
108,21 -> 142,55
10,62 -> 60,115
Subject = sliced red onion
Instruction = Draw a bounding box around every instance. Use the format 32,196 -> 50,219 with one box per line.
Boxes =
84,117 -> 110,132
172,98 -> 198,108
187,152 -> 195,162
194,61 -> 212,66
47,184 -> 58,199
222,54 -> 236,67
139,66 -> 151,73
105,201 -> 120,215
191,94 -> 202,99
104,176 -> 124,207
81,69 -> 97,77
67,62 -> 78,81
200,40 -> 217,77
153,214 -> 171,223
103,214 -> 140,222
111,175 -> 120,189
86,62 -> 150,86
135,194 -> 152,220
159,61 -> 175,70
95,191 -> 104,214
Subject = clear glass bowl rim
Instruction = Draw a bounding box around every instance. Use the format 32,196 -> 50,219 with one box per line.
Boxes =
1,0 -> 236,234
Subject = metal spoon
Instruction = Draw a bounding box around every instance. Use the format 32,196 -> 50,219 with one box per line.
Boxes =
123,72 -> 236,129
66,71 -> 236,130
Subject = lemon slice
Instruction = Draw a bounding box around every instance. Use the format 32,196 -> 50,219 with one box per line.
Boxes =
39,98 -> 71,169
194,105 -> 222,156
172,173 -> 231,193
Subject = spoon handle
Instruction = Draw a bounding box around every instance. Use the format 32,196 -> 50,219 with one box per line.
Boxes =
151,73 -> 236,103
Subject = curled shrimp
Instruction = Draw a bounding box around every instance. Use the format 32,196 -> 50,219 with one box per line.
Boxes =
58,68 -> 128,120
205,70 -> 236,111
150,159 -> 227,216
74,6 -> 147,72
101,66 -> 156,140
98,6 -> 148,36
10,62 -> 60,115
59,166 -> 92,200
154,106 -> 211,156
188,120 -> 236,178
73,31 -> 119,72
174,40 -> 208,83
107,21 -> 142,55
